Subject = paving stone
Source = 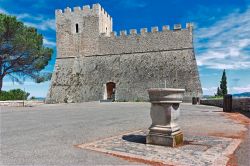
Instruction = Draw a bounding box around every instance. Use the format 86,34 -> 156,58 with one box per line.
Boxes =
79,130 -> 241,166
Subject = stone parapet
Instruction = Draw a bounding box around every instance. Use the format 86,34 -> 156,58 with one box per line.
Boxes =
200,99 -> 224,108
233,98 -> 250,111
200,98 -> 250,111
97,28 -> 193,56
107,23 -> 192,38
0,100 -> 44,107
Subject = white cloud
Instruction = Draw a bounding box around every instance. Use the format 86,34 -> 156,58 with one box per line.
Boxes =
195,8 -> 250,70
0,7 -> 8,14
40,19 -> 55,30
24,19 -> 55,31
16,13 -> 55,31
0,7 -> 55,31
43,38 -> 56,47
200,73 -> 218,77
16,13 -> 33,20
202,87 -> 218,95
232,84 -> 250,93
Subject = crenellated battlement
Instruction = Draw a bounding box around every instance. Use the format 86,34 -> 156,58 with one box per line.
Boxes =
55,3 -> 112,21
104,23 -> 193,38
55,3 -> 113,37
55,3 -> 193,40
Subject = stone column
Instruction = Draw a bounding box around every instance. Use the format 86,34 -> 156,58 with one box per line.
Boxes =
223,94 -> 232,112
146,88 -> 185,147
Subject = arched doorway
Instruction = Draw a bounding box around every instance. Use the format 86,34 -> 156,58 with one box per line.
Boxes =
106,82 -> 116,100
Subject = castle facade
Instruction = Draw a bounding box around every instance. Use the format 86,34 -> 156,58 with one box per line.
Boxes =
46,3 -> 202,103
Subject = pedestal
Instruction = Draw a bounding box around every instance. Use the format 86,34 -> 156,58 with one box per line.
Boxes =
146,88 -> 185,147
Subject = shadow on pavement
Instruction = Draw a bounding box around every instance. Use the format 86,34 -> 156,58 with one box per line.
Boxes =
122,135 -> 146,144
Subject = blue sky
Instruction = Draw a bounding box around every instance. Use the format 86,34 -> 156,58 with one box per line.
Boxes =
1,0 -> 250,97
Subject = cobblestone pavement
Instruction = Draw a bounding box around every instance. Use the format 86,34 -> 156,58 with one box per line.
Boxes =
0,103 -> 248,165
79,130 -> 241,166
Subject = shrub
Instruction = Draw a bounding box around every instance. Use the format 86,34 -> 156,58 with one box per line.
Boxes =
0,89 -> 30,101
30,96 -> 36,100
135,98 -> 144,102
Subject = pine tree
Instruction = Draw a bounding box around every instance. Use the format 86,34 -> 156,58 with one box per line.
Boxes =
219,69 -> 228,96
216,87 -> 222,96
0,13 -> 53,91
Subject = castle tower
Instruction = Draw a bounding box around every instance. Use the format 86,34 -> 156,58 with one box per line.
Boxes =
55,3 -> 113,58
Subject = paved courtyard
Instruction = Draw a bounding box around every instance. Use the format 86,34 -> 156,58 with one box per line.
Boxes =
0,102 -> 249,165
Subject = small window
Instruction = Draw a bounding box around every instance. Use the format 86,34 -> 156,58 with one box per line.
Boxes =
76,24 -> 79,33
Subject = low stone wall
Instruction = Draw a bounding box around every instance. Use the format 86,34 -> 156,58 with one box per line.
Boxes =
200,99 -> 223,108
200,98 -> 250,111
0,100 -> 44,107
232,98 -> 250,111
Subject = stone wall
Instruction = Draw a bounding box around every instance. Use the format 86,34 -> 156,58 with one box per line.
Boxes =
200,98 -> 250,111
0,101 -> 44,107
232,98 -> 250,111
46,48 -> 202,103
97,28 -> 193,56
200,99 -> 223,108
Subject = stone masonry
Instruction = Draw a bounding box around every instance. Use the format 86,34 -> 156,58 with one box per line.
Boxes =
200,98 -> 250,111
46,3 -> 202,103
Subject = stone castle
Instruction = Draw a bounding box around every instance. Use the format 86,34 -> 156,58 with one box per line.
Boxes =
46,3 -> 202,103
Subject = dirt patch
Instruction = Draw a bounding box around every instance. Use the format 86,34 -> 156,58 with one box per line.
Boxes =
209,131 -> 246,139
222,112 -> 250,125
109,153 -> 173,166
220,112 -> 250,166
74,144 -> 172,166
226,153 -> 238,166
211,112 -> 250,139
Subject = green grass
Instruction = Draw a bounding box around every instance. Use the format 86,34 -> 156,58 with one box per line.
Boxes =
207,96 -> 223,99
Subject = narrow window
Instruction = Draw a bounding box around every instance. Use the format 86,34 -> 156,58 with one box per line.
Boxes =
76,24 -> 79,33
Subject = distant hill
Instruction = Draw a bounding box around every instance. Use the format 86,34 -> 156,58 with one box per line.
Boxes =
202,92 -> 250,99
233,92 -> 250,97
29,97 -> 45,101
202,95 -> 213,98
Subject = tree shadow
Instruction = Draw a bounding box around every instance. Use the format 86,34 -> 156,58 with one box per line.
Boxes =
122,134 -> 146,144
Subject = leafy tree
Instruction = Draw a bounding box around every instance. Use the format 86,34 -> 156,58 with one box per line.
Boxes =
30,96 -> 36,100
0,13 -> 53,91
0,89 -> 30,100
216,69 -> 228,96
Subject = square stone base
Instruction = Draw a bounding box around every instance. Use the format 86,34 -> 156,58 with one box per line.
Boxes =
79,130 -> 241,165
146,132 -> 183,147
